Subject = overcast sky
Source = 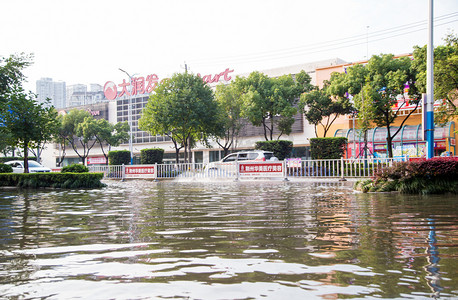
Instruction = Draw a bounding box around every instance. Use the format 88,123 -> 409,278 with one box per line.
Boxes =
2,0 -> 457,92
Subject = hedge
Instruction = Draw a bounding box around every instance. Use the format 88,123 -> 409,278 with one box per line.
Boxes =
108,150 -> 131,165
0,173 -> 105,189
141,148 -> 164,164
254,140 -> 293,160
0,163 -> 13,173
0,157 -> 36,163
355,157 -> 458,194
310,137 -> 347,159
61,163 -> 89,173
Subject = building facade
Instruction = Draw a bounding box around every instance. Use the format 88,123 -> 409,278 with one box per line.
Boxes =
36,77 -> 67,109
39,56 -> 456,168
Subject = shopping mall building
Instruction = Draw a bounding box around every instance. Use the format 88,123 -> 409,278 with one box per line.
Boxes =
42,56 -> 456,167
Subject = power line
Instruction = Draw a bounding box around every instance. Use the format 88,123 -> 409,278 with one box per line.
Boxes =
188,12 -> 458,67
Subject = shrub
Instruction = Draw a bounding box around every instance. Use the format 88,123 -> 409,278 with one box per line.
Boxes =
141,148 -> 164,164
0,173 -> 105,188
310,137 -> 347,159
364,157 -> 458,194
255,140 -> 293,160
108,150 -> 131,165
61,163 -> 89,173
0,157 -> 36,163
0,163 -> 13,173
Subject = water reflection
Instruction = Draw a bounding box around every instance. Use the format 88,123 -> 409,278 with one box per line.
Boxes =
0,181 -> 457,299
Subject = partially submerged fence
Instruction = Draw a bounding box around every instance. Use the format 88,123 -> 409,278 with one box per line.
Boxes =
88,157 -> 407,180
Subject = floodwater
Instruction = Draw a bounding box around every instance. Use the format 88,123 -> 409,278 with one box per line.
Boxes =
0,179 -> 457,299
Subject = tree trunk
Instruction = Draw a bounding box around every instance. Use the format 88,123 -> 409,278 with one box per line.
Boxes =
386,134 -> 393,159
23,143 -> 29,173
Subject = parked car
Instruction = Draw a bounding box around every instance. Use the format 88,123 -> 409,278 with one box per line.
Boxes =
206,151 -> 278,175
5,160 -> 52,173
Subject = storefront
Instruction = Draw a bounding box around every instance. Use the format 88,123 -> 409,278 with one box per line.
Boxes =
334,122 -> 456,158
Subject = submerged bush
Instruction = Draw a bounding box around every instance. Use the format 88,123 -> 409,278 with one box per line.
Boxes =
356,157 -> 458,194
0,163 -> 13,173
61,164 -> 89,173
0,173 -> 105,188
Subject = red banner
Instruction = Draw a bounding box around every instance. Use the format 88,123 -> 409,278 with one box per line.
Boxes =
125,166 -> 156,178
239,162 -> 284,177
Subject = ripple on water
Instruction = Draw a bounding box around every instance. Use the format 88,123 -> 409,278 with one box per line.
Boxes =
0,180 -> 457,299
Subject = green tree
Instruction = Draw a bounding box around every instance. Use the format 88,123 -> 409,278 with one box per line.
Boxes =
0,88 -> 58,173
412,33 -> 458,123
299,82 -> 353,137
0,53 -> 33,104
54,115 -> 66,166
329,54 -> 421,158
234,71 -> 310,141
214,83 -> 244,157
139,72 -> 223,163
87,118 -> 129,165
60,109 -> 97,165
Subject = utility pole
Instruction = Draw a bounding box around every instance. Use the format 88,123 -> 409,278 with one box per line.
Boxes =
119,68 -> 135,165
426,0 -> 435,159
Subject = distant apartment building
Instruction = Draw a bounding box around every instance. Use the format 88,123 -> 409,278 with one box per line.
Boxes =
36,78 -> 67,108
66,83 -> 106,107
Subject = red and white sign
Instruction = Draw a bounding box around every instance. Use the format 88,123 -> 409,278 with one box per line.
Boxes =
104,68 -> 234,101
87,156 -> 107,165
239,162 -> 284,177
125,165 -> 156,178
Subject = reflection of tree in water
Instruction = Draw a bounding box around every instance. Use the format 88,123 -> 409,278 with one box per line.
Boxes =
0,191 -> 37,284
312,190 -> 357,252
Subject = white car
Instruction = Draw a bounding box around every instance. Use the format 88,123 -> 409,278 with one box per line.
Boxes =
5,160 -> 52,173
206,151 -> 278,175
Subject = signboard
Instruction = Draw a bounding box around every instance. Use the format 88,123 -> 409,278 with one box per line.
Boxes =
104,68 -> 234,101
87,156 -> 107,165
239,162 -> 284,178
125,165 -> 156,178
286,158 -> 301,168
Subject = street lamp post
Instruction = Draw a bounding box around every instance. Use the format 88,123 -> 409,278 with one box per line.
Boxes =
119,68 -> 135,165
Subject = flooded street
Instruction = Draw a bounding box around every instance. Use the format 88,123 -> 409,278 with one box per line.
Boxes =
1,180 -> 457,299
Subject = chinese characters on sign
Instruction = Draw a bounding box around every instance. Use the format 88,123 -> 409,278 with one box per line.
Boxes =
239,162 -> 284,177
104,68 -> 234,101
125,166 -> 156,178
87,156 -> 107,165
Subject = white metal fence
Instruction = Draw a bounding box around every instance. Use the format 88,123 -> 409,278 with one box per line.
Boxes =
88,157 -> 407,180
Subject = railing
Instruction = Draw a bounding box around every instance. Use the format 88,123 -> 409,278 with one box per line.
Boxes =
88,157 -> 407,180
88,165 -> 124,179
285,157 -> 407,179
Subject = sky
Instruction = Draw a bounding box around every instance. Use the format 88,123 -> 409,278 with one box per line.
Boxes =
1,0 -> 458,92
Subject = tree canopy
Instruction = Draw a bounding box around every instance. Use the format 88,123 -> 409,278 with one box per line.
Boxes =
214,83 -> 245,157
299,82 -> 353,137
412,33 -> 458,123
59,109 -> 98,165
139,72 -> 223,163
0,53 -> 33,103
89,118 -> 129,164
233,71 -> 311,141
328,54 -> 421,158
0,88 -> 58,172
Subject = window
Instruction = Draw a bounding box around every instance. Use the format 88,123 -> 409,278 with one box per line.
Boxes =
238,153 -> 248,161
223,154 -> 237,162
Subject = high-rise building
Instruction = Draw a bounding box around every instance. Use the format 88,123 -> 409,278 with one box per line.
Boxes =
66,84 -> 106,107
36,78 -> 67,108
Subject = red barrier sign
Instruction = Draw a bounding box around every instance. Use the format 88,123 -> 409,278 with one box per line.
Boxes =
239,162 -> 284,177
125,166 -> 156,178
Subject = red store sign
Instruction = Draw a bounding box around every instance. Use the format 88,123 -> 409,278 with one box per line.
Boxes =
104,68 -> 234,101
